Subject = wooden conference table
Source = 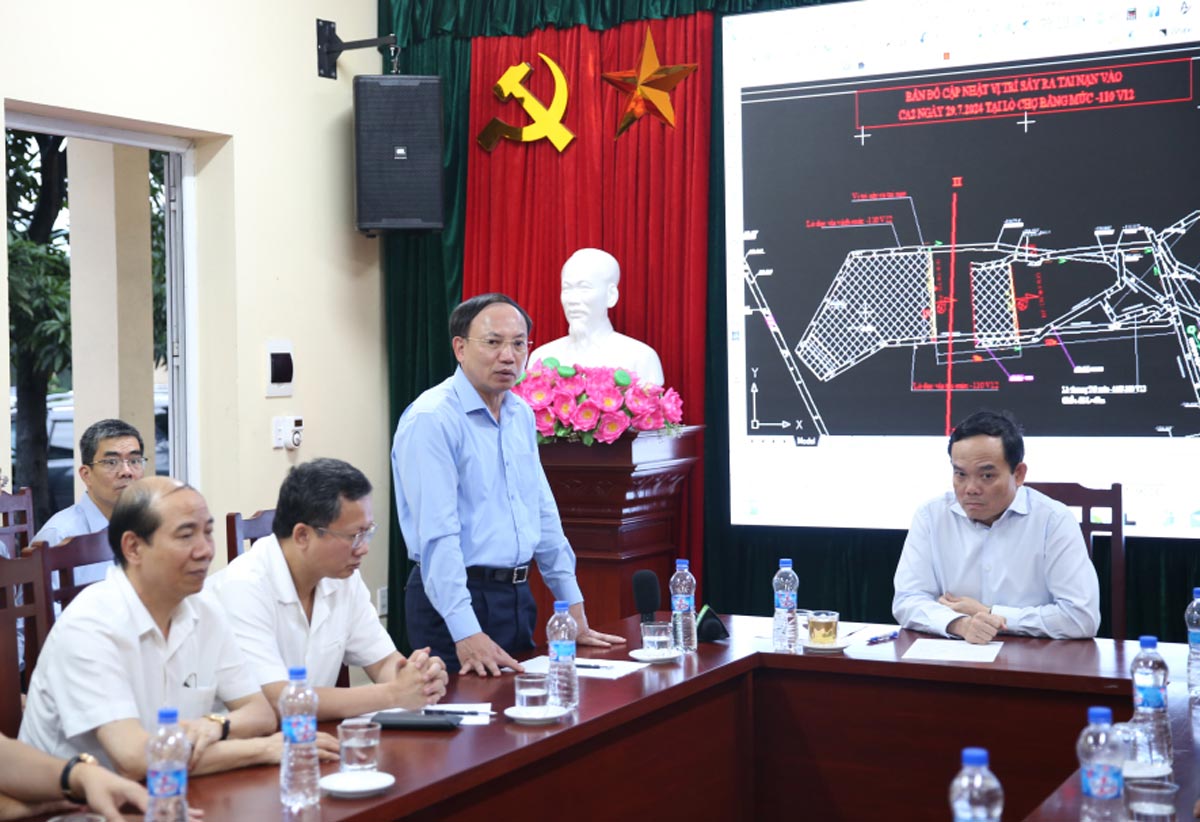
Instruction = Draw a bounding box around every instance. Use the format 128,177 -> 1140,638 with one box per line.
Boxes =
164,616 -> 1179,821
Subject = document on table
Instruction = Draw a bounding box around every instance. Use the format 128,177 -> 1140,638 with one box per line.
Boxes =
902,638 -> 1003,663
521,656 -> 647,679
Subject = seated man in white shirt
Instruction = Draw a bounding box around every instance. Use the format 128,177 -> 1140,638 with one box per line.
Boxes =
892,409 -> 1101,644
33,418 -> 147,552
20,476 -> 337,777
216,458 -> 448,720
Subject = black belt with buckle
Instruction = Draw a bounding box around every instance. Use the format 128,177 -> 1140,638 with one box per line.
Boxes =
466,565 -> 530,584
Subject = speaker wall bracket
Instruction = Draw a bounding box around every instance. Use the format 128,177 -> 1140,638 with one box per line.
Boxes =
317,19 -> 397,80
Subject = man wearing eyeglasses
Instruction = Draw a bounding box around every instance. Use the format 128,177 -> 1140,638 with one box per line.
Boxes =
32,418 -> 148,553
215,458 -> 448,718
393,293 -> 624,676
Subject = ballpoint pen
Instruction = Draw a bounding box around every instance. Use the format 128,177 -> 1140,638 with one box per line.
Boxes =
866,631 -> 899,646
575,662 -> 610,669
423,708 -> 497,716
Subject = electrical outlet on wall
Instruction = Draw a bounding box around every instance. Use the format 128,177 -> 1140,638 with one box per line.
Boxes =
376,586 -> 389,617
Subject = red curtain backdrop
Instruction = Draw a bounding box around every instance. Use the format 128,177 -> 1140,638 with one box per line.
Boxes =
462,14 -> 712,585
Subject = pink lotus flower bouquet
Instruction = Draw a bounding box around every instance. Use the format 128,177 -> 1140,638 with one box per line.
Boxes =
513,359 -> 684,445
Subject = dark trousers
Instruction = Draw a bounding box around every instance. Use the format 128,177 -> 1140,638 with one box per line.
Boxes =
405,565 -> 537,674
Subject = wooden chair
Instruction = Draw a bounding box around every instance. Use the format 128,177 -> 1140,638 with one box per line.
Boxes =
24,529 -> 113,630
225,510 -> 275,564
0,552 -> 48,737
1026,482 -> 1124,641
0,487 -> 36,560
224,509 -> 349,686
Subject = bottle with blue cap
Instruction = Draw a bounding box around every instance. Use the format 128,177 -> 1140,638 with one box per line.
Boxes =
1130,635 -> 1173,770
772,558 -> 799,653
146,706 -> 190,822
1077,705 -> 1127,821
948,746 -> 1003,822
278,666 -> 321,809
1185,587 -> 1200,697
547,600 -> 579,709
669,558 -> 697,652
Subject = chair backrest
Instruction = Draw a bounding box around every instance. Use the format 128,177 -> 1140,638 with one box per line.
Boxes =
25,529 -> 113,629
1025,482 -> 1124,641
0,488 -> 36,560
0,552 -> 48,737
225,510 -> 275,564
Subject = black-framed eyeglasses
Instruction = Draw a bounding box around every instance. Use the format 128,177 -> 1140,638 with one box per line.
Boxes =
463,336 -> 531,355
314,522 -> 377,549
89,456 -> 149,472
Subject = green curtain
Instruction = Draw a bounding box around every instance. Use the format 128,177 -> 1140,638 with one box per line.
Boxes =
389,0 -> 825,46
382,0 -> 1200,648
381,33 -> 470,651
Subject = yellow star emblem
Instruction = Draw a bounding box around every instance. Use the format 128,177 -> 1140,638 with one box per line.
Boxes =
601,28 -> 698,137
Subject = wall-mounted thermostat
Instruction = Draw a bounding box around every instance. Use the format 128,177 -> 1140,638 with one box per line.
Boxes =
272,416 -> 303,450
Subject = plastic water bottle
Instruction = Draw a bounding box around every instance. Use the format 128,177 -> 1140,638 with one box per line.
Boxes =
1077,706 -> 1128,821
1130,635 -> 1173,769
949,747 -> 1003,822
772,558 -> 799,653
1186,587 -> 1200,698
146,706 -> 190,822
547,600 -> 579,710
278,666 -> 321,810
670,558 -> 697,652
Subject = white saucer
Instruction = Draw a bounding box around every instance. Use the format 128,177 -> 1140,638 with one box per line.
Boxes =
801,637 -> 850,653
504,705 -> 571,725
319,770 -> 395,798
630,648 -> 683,664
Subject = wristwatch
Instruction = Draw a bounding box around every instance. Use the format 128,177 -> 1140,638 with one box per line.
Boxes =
60,752 -> 97,802
205,712 -> 231,741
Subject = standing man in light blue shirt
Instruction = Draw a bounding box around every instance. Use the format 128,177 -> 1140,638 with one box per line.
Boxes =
392,293 -> 624,675
892,409 -> 1101,644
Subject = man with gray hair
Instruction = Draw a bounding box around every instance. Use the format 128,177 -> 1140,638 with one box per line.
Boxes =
32,417 -> 147,554
13,419 -> 148,665
21,476 -> 337,777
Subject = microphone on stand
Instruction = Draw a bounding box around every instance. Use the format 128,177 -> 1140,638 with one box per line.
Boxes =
632,569 -> 660,623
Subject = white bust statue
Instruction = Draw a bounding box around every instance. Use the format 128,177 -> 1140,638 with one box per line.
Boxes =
530,248 -> 665,385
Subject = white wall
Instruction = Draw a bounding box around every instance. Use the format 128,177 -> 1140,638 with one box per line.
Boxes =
0,1 -> 395,604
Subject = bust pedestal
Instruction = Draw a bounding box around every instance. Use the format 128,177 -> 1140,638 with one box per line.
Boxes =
528,426 -> 702,640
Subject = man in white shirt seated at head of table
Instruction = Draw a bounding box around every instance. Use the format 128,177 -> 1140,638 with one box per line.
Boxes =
20,476 -> 337,777
892,409 -> 1101,645
216,457 -> 448,719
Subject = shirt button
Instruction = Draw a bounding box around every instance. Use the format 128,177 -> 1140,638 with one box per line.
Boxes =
983,564 -> 991,572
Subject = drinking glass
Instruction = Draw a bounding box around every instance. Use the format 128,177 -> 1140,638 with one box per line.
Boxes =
807,610 -> 840,645
1125,779 -> 1178,820
515,673 -> 550,708
641,621 -> 671,652
338,719 -> 381,772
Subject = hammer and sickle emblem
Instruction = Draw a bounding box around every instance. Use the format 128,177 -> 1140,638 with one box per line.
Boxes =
477,53 -> 575,152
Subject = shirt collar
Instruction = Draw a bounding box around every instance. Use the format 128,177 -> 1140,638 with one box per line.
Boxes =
111,566 -> 198,643
262,533 -> 339,615
79,492 -> 110,531
260,534 -> 300,605
451,366 -> 518,422
948,484 -> 1030,525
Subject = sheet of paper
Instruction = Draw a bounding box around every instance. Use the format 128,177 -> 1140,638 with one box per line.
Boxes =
902,638 -> 1003,663
521,655 -> 647,679
375,703 -> 494,725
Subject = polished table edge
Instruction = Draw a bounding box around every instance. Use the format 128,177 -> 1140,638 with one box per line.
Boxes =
186,615 -> 1157,821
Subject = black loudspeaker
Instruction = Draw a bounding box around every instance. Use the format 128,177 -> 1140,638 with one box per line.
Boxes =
353,75 -> 444,232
